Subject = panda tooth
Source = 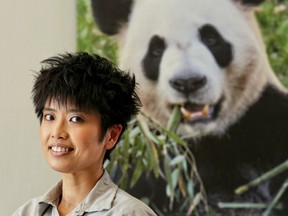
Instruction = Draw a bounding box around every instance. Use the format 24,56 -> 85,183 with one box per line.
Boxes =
180,107 -> 193,119
202,105 -> 210,116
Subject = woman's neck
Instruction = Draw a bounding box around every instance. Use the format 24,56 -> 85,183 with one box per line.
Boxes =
57,168 -> 104,216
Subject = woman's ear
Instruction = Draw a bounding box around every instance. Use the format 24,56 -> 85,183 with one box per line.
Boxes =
105,124 -> 123,150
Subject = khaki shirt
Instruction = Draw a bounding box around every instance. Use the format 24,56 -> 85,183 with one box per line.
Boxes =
13,171 -> 157,216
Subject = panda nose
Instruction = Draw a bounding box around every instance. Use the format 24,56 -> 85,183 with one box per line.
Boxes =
169,75 -> 207,94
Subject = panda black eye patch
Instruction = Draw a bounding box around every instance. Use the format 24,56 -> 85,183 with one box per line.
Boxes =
149,36 -> 166,57
142,35 -> 166,81
199,24 -> 233,68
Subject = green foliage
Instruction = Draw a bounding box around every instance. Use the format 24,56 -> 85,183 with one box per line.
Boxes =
76,0 -> 117,63
106,110 -> 209,215
256,0 -> 288,86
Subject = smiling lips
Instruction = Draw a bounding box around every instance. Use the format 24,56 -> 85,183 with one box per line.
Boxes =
51,146 -> 73,153
49,144 -> 74,156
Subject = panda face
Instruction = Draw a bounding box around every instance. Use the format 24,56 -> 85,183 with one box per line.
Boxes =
119,0 -> 269,137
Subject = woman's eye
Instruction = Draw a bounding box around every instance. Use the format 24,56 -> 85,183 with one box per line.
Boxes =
44,114 -> 54,121
70,116 -> 84,123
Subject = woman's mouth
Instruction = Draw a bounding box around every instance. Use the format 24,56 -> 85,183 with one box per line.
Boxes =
50,146 -> 74,153
49,144 -> 74,156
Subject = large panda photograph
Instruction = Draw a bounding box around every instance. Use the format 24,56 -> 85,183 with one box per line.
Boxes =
78,0 -> 288,215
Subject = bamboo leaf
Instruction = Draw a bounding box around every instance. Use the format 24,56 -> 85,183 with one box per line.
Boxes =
187,179 -> 195,198
170,155 -> 185,166
171,169 -> 179,190
167,105 -> 182,133
187,192 -> 202,215
162,128 -> 188,146
130,158 -> 144,188
164,153 -> 173,193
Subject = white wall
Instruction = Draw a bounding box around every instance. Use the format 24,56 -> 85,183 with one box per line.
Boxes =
0,1 -> 76,215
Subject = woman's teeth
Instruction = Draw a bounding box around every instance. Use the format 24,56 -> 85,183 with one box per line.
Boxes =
51,146 -> 71,153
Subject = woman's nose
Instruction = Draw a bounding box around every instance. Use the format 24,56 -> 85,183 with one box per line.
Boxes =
51,120 -> 68,139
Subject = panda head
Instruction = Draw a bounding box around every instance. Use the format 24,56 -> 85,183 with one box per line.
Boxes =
92,0 -> 282,138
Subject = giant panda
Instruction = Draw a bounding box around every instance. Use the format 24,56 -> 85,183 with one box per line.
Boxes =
91,0 -> 288,215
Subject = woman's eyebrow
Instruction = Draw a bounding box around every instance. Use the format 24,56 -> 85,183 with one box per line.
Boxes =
43,107 -> 56,112
67,109 -> 89,114
43,106 -> 90,114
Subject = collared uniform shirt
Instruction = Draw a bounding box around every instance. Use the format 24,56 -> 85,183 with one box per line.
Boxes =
12,171 -> 157,216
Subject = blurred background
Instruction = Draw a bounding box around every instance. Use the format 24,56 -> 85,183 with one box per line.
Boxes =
0,0 -> 76,215
1,0 -> 287,215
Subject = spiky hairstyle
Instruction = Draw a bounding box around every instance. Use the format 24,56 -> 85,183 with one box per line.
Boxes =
32,52 -> 141,160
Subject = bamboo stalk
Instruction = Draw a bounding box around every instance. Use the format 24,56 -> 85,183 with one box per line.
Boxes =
218,202 -> 282,210
262,177 -> 288,216
235,159 -> 288,195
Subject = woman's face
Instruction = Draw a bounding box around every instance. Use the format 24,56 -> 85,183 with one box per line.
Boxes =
40,99 -> 122,175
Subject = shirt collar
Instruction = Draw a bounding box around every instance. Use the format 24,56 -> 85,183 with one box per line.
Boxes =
83,170 -> 118,212
38,180 -> 62,215
37,170 -> 118,214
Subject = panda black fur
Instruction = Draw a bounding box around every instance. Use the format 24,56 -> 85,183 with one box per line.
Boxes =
91,0 -> 288,215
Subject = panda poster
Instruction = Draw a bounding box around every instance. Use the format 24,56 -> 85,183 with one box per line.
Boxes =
78,0 -> 288,215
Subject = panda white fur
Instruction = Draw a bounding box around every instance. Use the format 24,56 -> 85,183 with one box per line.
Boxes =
91,0 -> 288,215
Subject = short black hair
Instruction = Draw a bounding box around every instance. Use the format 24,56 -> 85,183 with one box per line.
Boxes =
32,52 -> 141,161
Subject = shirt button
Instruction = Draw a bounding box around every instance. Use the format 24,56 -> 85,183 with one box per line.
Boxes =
75,209 -> 85,215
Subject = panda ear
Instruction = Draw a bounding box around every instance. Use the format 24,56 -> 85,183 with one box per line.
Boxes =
237,0 -> 265,6
91,0 -> 133,35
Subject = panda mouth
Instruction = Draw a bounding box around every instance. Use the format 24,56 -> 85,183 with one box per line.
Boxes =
179,99 -> 222,123
180,103 -> 214,122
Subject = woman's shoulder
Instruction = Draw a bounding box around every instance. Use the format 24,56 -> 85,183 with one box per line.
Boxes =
114,188 -> 157,215
12,196 -> 42,216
